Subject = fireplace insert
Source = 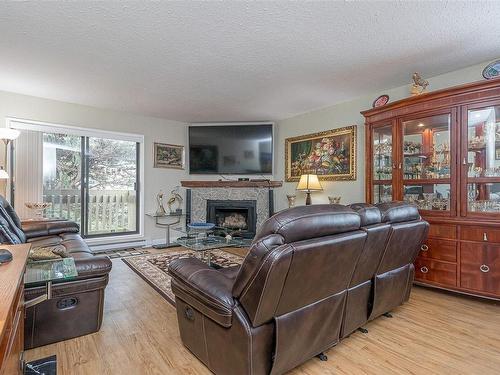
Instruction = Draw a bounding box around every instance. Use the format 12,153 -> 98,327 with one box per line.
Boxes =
206,200 -> 257,238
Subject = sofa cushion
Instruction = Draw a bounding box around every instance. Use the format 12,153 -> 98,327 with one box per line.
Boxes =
28,233 -> 112,280
22,220 -> 79,240
29,244 -> 69,261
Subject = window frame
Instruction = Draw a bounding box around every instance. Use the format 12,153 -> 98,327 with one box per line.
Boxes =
6,117 -> 145,242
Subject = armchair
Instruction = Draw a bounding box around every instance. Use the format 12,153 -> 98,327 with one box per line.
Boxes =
0,195 -> 112,349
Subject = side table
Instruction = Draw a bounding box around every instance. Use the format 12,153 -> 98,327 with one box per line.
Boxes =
146,213 -> 184,249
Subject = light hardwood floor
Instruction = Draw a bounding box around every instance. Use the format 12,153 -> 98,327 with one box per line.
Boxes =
26,254 -> 500,375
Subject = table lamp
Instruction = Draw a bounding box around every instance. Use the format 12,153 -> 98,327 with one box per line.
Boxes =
296,174 -> 323,205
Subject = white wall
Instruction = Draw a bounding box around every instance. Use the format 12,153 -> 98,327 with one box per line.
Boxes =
274,61 -> 490,210
0,90 -> 189,245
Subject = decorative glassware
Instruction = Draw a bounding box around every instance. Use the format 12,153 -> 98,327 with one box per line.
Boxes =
155,191 -> 167,216
25,202 -> 52,219
328,196 -> 341,204
286,194 -> 296,208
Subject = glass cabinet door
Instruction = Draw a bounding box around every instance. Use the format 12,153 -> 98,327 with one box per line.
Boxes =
372,124 -> 394,203
401,113 -> 453,212
465,105 -> 500,215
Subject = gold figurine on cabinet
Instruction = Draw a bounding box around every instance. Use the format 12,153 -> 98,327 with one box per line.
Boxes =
410,72 -> 429,96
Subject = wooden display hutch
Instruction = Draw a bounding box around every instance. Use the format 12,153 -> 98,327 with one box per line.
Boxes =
362,79 -> 500,300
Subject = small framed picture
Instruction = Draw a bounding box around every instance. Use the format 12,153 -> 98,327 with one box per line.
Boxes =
153,142 -> 184,169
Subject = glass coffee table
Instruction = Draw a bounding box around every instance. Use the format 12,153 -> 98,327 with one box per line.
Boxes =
174,225 -> 252,266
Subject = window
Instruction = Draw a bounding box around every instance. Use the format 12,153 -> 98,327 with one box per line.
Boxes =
9,119 -> 143,239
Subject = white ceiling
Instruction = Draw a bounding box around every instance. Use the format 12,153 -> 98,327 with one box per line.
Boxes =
1,2 -> 500,123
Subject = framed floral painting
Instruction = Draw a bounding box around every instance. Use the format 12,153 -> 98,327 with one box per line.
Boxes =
153,142 -> 184,169
285,126 -> 356,182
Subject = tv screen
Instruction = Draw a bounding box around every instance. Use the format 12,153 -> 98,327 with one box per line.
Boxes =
189,124 -> 273,174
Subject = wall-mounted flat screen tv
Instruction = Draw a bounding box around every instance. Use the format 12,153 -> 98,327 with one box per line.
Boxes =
189,124 -> 273,174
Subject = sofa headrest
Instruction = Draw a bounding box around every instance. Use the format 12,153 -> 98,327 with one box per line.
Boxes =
0,204 -> 26,244
0,194 -> 22,228
255,204 -> 360,243
348,203 -> 381,226
375,201 -> 420,223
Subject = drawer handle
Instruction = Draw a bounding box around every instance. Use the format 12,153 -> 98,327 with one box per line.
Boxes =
420,266 -> 429,274
480,264 -> 490,273
483,232 -> 488,242
421,244 -> 429,252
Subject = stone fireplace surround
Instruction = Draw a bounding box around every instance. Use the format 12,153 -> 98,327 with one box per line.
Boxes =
181,180 -> 283,237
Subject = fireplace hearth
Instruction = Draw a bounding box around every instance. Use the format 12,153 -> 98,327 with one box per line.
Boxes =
206,200 -> 257,238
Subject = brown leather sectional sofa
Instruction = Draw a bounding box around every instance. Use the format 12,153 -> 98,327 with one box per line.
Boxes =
169,201 -> 428,375
0,196 -> 112,349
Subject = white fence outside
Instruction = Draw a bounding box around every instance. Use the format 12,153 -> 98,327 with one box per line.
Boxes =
43,189 -> 137,235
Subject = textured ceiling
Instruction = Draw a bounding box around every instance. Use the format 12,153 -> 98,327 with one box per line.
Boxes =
0,2 -> 499,122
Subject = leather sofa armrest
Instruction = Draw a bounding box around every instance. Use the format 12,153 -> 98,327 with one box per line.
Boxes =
169,258 -> 235,327
74,255 -> 113,280
22,220 -> 80,239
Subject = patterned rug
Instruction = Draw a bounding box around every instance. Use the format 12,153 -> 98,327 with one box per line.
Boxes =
122,249 -> 244,305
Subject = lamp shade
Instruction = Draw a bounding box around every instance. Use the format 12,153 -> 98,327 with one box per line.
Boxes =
296,174 -> 323,192
0,167 -> 9,179
0,128 -> 20,141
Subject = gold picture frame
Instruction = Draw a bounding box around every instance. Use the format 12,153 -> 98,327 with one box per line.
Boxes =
285,126 -> 356,182
153,142 -> 184,169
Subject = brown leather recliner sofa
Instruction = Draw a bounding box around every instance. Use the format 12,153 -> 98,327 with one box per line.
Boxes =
169,201 -> 428,375
0,196 -> 112,349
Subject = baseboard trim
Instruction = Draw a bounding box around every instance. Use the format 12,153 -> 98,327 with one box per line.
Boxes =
90,235 -> 182,253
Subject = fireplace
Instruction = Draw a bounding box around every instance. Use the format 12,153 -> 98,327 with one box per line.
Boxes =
206,200 -> 257,238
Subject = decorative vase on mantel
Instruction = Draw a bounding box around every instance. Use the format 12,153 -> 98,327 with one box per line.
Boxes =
286,194 -> 296,208
328,196 -> 341,204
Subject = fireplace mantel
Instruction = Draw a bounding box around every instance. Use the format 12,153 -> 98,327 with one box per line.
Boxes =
181,180 -> 283,188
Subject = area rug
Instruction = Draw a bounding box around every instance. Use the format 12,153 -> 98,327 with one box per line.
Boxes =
122,249 -> 244,305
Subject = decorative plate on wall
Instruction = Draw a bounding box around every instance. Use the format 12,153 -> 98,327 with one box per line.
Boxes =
372,94 -> 390,108
482,60 -> 500,80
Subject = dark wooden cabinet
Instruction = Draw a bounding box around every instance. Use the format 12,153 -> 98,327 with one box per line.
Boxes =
363,79 -> 500,300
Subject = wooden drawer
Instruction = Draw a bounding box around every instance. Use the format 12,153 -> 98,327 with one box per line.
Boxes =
419,238 -> 457,262
428,223 -> 457,239
460,226 -> 500,243
461,242 -> 500,295
414,258 -> 457,287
